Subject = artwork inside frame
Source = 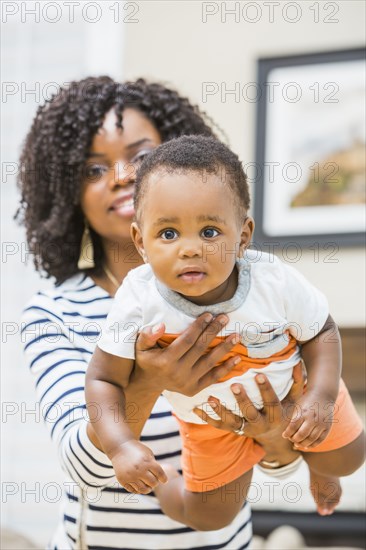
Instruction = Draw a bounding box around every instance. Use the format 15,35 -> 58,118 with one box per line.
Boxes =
254,48 -> 365,248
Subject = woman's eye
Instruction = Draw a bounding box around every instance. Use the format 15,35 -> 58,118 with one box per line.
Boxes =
161,229 -> 178,240
131,149 -> 152,167
84,164 -> 107,180
201,227 -> 219,239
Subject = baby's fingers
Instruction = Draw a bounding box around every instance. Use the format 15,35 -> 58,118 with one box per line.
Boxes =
294,427 -> 328,449
149,462 -> 168,485
287,418 -> 318,444
124,480 -> 154,495
124,462 -> 167,494
282,416 -> 304,440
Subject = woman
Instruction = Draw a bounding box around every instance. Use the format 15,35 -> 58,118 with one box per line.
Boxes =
17,77 -> 300,549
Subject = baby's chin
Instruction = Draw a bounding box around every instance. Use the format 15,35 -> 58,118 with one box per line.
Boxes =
177,288 -> 219,307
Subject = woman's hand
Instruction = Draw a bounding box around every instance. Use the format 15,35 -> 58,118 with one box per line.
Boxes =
134,313 -> 241,396
193,364 -> 305,464
87,314 -> 240,447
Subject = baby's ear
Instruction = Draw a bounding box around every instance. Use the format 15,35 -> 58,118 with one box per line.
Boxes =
239,216 -> 255,256
130,222 -> 148,263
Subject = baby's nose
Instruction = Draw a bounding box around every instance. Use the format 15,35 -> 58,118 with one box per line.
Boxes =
178,240 -> 202,258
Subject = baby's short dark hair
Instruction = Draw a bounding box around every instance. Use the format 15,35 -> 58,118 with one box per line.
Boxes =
134,135 -> 250,223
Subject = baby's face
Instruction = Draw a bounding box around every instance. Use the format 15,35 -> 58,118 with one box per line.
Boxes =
132,170 -> 253,306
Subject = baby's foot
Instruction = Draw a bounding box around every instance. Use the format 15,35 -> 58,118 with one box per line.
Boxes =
309,470 -> 342,516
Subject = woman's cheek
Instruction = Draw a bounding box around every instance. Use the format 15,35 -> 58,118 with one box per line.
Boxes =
81,185 -> 104,218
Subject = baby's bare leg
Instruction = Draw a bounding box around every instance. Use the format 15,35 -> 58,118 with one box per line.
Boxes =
155,468 -> 253,531
303,432 -> 365,477
302,432 -> 365,515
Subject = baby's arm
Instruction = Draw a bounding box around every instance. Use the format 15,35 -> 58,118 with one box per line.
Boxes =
86,346 -> 167,493
283,314 -> 341,448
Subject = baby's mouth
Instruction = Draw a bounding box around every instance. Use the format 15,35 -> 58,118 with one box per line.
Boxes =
178,271 -> 206,283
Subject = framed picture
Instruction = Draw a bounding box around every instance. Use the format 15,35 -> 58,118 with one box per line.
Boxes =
254,48 -> 365,248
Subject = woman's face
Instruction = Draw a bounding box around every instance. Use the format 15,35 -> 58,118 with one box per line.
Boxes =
80,108 -> 162,243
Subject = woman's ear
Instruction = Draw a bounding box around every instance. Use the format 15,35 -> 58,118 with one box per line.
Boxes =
130,222 -> 148,263
239,216 -> 255,257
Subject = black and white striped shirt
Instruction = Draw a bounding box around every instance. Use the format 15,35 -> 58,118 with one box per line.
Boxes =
22,273 -> 252,549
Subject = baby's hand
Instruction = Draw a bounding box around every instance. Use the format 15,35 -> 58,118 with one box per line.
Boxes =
282,390 -> 336,449
111,440 -> 168,494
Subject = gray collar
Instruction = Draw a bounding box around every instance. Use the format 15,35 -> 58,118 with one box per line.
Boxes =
155,258 -> 251,318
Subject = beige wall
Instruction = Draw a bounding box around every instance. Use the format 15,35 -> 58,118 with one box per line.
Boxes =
124,0 -> 365,326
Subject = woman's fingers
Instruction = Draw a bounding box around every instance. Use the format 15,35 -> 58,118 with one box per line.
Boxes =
136,315 -> 240,395
203,332 -> 240,365
193,406 -> 222,429
193,398 -> 243,432
208,396 -> 243,431
178,314 -> 230,365
165,314 -> 219,361
288,362 -> 306,402
138,313 -> 227,361
279,364 -> 307,422
135,323 -> 166,352
195,335 -> 241,389
254,374 -> 282,422
230,384 -> 261,422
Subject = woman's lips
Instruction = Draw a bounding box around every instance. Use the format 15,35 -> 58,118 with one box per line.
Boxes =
110,196 -> 135,218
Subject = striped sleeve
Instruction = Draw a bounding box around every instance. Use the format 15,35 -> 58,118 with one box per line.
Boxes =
21,292 -> 116,489
21,281 -> 253,549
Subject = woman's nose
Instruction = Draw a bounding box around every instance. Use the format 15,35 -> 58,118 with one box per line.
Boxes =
110,161 -> 136,188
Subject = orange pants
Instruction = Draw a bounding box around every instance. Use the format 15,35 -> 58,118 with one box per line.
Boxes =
176,378 -> 364,492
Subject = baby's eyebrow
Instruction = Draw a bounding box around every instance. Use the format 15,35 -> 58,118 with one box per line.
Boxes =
153,217 -> 180,227
153,215 -> 227,227
197,215 -> 227,224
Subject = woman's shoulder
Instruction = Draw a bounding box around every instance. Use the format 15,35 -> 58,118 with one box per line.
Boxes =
26,273 -> 95,301
22,273 -> 106,321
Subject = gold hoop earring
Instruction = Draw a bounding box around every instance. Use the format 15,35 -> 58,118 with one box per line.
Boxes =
77,221 -> 95,269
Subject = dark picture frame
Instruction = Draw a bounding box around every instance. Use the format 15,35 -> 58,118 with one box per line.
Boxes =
254,48 -> 365,248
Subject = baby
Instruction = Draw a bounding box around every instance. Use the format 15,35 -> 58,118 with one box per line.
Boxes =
86,136 -> 364,531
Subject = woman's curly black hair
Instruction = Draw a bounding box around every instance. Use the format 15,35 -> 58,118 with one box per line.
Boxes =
16,76 -> 220,284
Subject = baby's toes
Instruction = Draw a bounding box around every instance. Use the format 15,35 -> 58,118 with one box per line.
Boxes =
309,470 -> 342,516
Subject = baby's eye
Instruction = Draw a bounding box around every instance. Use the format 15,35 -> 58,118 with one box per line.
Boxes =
161,229 -> 178,240
201,227 -> 219,239
84,164 -> 108,180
